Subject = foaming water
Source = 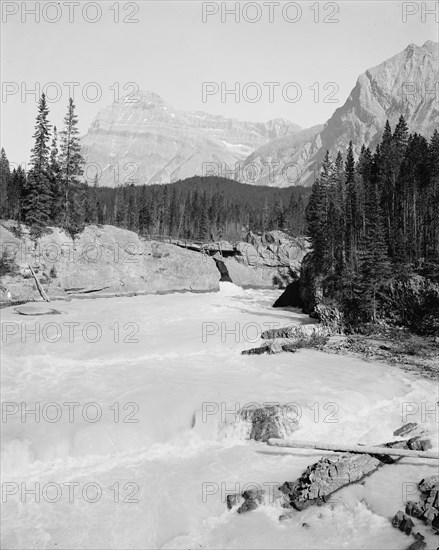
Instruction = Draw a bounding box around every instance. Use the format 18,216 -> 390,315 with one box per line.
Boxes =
1,289 -> 437,549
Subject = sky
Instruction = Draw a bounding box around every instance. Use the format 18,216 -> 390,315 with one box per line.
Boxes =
1,0 -> 437,165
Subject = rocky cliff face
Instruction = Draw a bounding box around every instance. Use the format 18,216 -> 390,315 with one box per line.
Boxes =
0,222 -> 221,304
0,223 -> 307,305
81,90 -> 301,187
220,231 -> 309,288
241,41 -> 439,187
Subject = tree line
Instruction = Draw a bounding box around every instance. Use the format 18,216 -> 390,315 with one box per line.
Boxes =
0,94 -> 86,237
306,116 -> 439,330
90,177 -> 310,242
0,93 -> 311,240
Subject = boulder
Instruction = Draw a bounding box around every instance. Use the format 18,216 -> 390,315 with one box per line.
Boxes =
392,510 -> 415,535
237,404 -> 300,443
394,423 -> 419,437
237,489 -> 265,513
403,475 -> 439,533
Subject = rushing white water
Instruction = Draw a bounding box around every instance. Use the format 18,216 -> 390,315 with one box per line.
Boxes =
1,285 -> 437,549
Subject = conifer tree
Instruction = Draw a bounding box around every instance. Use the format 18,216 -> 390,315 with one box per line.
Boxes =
23,94 -> 52,235
138,185 -> 151,235
48,126 -> 62,225
85,176 -> 99,224
0,148 -> 11,218
59,98 -> 85,236
198,191 -> 209,241
428,130 -> 439,260
8,167 -> 26,221
127,185 -> 138,232
344,141 -> 357,267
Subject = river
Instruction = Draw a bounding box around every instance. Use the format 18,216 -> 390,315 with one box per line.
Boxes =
1,285 -> 437,549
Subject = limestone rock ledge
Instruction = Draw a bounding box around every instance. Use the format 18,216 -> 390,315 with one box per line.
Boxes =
0,222 -> 220,305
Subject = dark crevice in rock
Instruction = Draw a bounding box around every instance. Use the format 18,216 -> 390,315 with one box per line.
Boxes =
213,258 -> 233,283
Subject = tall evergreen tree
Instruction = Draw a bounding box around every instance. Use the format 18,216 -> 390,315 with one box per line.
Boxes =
85,176 -> 99,225
0,148 -> 11,218
48,126 -> 62,225
23,94 -> 52,235
59,98 -> 85,235
7,167 -> 26,221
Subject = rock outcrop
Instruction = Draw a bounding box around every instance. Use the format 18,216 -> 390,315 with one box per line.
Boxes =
273,253 -> 321,312
391,474 -> 438,550
0,224 -> 309,305
237,404 -> 300,443
227,436 -> 432,518
0,221 -> 221,305
404,475 -> 439,530
224,231 -> 309,288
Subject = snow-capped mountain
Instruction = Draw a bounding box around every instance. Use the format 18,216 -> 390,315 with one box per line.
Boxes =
82,41 -> 438,188
81,90 -> 301,187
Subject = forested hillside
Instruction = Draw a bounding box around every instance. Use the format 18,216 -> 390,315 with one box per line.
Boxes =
305,116 -> 439,333
0,94 -> 310,241
92,177 -> 310,241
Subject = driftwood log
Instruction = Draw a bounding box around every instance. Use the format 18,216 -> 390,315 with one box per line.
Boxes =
28,265 -> 50,302
268,438 -> 439,460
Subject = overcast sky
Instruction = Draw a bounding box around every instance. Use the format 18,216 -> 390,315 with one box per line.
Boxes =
1,0 -> 437,165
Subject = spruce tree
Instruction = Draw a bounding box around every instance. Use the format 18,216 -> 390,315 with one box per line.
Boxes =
428,130 -> 439,260
59,98 -> 85,236
0,148 -> 11,218
198,191 -> 209,241
7,167 -> 26,221
23,94 -> 52,236
344,141 -> 357,267
48,126 -> 62,225
127,185 -> 138,232
85,176 -> 99,224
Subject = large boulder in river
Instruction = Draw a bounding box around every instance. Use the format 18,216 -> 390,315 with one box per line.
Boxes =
238,404 -> 300,442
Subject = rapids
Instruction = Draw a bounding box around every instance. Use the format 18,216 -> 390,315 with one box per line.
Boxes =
1,285 -> 437,549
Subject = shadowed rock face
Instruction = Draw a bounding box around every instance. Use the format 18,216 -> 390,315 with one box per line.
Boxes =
81,90 -> 301,187
241,41 -> 439,187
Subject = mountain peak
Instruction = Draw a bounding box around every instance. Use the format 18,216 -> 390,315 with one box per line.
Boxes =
240,41 -> 438,187
421,40 -> 439,53
120,89 -> 167,105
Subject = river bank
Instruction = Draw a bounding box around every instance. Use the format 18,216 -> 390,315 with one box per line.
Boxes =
323,331 -> 439,381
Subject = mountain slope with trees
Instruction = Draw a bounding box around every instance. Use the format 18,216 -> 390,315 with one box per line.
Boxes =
303,116 -> 439,334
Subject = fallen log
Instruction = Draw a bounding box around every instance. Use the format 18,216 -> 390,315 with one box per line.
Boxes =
268,438 -> 439,460
28,265 -> 50,302
66,285 -> 110,294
